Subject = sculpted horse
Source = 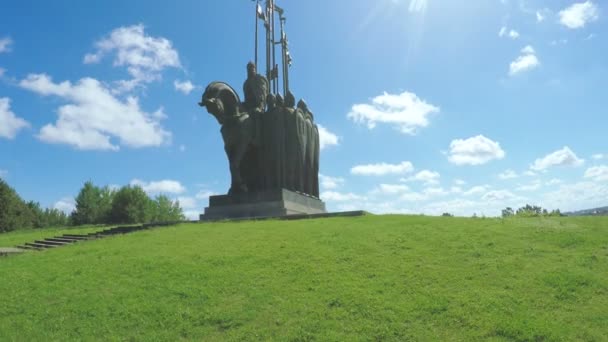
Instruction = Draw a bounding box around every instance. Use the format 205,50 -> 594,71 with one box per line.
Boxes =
199,82 -> 256,195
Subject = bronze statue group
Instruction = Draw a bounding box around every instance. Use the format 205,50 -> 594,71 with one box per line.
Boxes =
200,62 -> 320,198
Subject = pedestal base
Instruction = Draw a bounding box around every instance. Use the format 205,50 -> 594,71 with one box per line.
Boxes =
200,189 -> 326,220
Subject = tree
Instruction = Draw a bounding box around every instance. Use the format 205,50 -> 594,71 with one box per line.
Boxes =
109,185 -> 153,224
150,195 -> 185,222
0,178 -> 34,232
96,186 -> 116,223
42,208 -> 69,227
71,181 -> 102,225
549,209 -> 562,217
25,201 -> 44,228
501,207 -> 514,218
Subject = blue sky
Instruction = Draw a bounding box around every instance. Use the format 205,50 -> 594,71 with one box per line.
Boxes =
1,0 -> 607,218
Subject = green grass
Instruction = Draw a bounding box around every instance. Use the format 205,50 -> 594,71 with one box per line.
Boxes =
0,225 -> 107,247
1,215 -> 607,341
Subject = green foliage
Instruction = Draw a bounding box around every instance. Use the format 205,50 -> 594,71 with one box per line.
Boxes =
109,185 -> 153,224
503,204 -> 563,218
108,186 -> 184,224
0,178 -> 34,232
26,201 -> 69,228
1,215 -> 607,341
0,179 -> 69,232
150,194 -> 185,222
71,181 -> 104,225
1,178 -> 185,233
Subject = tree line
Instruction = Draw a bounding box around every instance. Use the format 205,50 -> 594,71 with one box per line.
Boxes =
501,204 -> 562,218
0,178 -> 185,233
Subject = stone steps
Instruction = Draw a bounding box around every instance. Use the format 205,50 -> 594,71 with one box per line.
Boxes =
45,237 -> 79,243
61,234 -> 91,240
36,239 -> 71,246
25,242 -> 56,249
10,223 -> 174,254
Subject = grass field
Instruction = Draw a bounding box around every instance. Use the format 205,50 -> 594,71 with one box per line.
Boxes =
1,215 -> 607,341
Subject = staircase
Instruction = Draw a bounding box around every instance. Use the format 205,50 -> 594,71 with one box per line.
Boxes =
15,222 -> 179,251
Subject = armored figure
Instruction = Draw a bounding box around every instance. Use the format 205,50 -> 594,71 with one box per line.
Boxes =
243,62 -> 268,114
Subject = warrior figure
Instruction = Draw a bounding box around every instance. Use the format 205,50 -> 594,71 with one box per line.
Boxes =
243,62 -> 269,115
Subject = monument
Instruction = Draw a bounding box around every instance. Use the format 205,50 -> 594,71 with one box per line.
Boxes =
199,0 -> 326,219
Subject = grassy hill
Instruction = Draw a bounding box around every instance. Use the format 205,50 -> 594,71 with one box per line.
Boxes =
1,215 -> 607,341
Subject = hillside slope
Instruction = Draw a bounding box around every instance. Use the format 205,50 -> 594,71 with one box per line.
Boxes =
1,215 -> 607,341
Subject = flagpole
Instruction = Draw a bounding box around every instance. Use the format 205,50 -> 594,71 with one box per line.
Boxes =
279,16 -> 287,96
254,0 -> 259,68
271,0 -> 277,94
265,0 -> 271,90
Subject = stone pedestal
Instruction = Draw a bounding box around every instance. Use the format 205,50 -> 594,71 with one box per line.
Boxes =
200,188 -> 326,220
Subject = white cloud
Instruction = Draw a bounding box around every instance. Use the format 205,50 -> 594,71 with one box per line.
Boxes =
546,178 -> 563,186
509,45 -> 540,75
176,196 -> 197,210
317,124 -> 339,150
515,180 -> 542,192
543,181 -> 608,212
530,146 -> 584,171
523,170 -> 537,177
498,26 -> 507,37
536,11 -> 545,22
481,190 -> 518,202
454,179 -> 466,186
402,170 -> 440,185
447,135 -> 505,165
0,67 -> 5,77
183,211 -> 201,220
499,27 -> 519,39
130,179 -> 186,194
347,91 -> 439,135
559,1 -> 599,29
498,169 -> 518,180
0,169 -> 7,178
464,185 -> 489,196
450,186 -> 463,193
179,144 -> 186,152
592,153 -> 604,160
319,174 -> 345,190
0,37 -> 12,53
396,186 -> 448,202
374,183 -> 410,195
54,197 -> 76,214
408,0 -> 428,13
174,80 -> 195,95
0,97 -> 30,139
195,189 -> 216,200
584,165 -> 608,182
521,45 -> 535,54
321,191 -> 365,202
84,24 -> 181,91
399,192 -> 428,202
351,161 -> 414,176
423,187 -> 448,197
19,74 -> 171,150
